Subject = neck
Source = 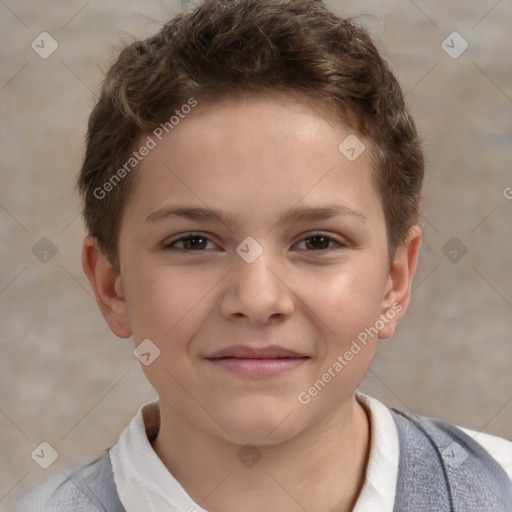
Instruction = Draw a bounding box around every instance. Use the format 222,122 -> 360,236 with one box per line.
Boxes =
151,395 -> 371,512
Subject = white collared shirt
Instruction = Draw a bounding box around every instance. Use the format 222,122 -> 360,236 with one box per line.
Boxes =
109,393 -> 512,512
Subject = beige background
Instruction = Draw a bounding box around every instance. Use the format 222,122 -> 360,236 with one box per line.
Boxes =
1,0 -> 511,508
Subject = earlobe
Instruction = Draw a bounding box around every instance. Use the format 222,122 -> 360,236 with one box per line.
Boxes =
378,225 -> 422,339
81,236 -> 132,339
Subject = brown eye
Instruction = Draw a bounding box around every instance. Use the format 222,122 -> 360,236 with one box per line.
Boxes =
304,235 -> 331,250
296,233 -> 345,251
181,236 -> 208,250
163,233 -> 215,251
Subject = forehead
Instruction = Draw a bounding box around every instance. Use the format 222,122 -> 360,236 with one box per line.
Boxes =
123,94 -> 384,230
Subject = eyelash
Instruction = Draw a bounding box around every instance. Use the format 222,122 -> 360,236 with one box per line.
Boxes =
162,232 -> 348,253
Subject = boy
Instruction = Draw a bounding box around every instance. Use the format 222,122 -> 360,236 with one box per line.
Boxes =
14,0 -> 512,510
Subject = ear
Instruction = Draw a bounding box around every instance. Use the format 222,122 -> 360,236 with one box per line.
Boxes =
81,236 -> 132,339
378,225 -> 422,339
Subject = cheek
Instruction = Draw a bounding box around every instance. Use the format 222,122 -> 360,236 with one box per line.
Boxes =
124,262 -> 220,343
124,265 -> 215,393
300,259 -> 386,340
291,265 -> 383,414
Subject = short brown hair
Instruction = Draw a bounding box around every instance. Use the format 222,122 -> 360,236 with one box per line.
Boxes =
78,0 -> 424,270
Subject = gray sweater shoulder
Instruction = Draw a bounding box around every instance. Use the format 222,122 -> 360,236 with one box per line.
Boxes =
12,450 -> 125,512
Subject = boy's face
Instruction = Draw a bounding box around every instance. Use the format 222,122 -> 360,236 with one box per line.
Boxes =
86,94 -> 420,445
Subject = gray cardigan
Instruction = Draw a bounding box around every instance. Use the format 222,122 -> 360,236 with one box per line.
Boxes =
13,408 -> 512,511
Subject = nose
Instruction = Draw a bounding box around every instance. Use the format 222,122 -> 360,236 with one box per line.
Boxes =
219,249 -> 295,325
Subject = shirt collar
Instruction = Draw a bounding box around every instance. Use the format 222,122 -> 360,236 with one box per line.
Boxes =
110,392 -> 399,512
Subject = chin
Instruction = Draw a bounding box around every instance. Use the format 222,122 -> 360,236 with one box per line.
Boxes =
214,399 -> 303,446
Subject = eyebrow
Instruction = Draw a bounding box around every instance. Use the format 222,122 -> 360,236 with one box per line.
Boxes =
144,204 -> 367,228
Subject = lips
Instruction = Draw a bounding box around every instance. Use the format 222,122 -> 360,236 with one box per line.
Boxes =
205,345 -> 310,378
206,345 -> 308,360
